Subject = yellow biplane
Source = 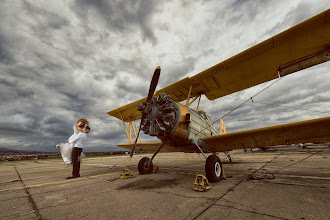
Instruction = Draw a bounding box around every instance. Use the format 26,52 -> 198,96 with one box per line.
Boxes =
108,9 -> 330,182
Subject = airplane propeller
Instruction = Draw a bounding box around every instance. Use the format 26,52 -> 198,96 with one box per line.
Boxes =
129,66 -> 161,160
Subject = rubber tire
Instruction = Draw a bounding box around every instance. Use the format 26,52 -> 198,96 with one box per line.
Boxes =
205,155 -> 222,182
138,157 -> 153,175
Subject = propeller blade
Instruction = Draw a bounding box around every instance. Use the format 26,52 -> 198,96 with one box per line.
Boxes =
146,66 -> 161,103
130,66 -> 161,159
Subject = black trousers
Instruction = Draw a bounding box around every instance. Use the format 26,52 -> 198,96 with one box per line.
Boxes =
72,147 -> 83,176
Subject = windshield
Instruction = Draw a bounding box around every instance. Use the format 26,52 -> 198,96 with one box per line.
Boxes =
197,111 -> 212,123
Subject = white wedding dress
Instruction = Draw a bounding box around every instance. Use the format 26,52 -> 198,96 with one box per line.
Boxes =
57,127 -> 83,165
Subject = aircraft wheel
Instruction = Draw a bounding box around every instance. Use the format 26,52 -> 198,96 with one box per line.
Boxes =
205,155 -> 222,182
138,157 -> 153,175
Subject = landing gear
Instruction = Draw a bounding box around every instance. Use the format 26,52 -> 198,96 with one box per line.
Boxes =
138,157 -> 153,174
224,151 -> 232,162
205,154 -> 223,182
138,142 -> 165,175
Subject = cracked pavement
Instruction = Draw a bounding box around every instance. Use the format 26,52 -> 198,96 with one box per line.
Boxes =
0,146 -> 329,219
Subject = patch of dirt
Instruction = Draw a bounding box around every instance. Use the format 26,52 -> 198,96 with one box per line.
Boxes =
116,178 -> 180,190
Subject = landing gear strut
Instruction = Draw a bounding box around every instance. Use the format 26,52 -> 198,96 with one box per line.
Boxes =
224,151 -> 232,162
205,154 -> 223,182
138,142 -> 165,175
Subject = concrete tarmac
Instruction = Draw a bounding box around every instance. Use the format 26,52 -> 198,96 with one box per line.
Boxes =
0,145 -> 329,220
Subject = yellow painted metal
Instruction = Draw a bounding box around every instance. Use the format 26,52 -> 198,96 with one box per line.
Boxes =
221,166 -> 226,179
196,95 -> 201,113
153,164 -> 160,173
119,112 -> 131,143
133,120 -> 142,143
108,97 -> 147,122
131,120 -> 139,143
186,84 -> 193,106
108,9 -> 330,122
120,168 -> 135,179
201,116 -> 330,152
129,118 -> 132,143
187,95 -> 200,107
193,174 -> 211,192
117,142 -> 181,153
198,9 -> 330,100
220,119 -> 226,134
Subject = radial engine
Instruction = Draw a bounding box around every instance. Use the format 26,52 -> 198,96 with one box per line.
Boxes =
137,93 -> 181,137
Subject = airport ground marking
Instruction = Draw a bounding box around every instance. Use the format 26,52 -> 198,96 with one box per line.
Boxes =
0,171 -> 121,192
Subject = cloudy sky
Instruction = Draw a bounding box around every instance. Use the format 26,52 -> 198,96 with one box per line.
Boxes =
1,0 -> 329,152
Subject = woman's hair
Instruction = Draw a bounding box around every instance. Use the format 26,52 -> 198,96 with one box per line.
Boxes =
77,118 -> 90,127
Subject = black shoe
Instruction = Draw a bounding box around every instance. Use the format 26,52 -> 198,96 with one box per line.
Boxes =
66,174 -> 76,179
77,174 -> 80,177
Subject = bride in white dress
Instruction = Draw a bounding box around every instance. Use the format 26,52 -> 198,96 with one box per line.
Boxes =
56,119 -> 89,166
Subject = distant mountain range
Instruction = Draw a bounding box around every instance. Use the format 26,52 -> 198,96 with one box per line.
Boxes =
0,148 -> 39,153
0,147 -> 129,153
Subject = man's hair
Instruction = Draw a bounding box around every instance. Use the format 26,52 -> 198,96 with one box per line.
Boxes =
77,118 -> 90,127
85,126 -> 91,133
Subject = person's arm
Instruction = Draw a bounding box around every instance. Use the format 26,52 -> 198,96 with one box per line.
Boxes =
69,133 -> 83,144
73,125 -> 81,133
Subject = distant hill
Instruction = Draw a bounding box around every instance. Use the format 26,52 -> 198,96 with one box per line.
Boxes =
0,148 -> 39,153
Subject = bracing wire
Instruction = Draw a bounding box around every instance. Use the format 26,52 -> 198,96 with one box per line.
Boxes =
220,77 -> 283,120
195,76 -> 285,136
222,97 -> 330,115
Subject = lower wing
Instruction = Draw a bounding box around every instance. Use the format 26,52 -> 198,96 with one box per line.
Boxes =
201,116 -> 330,152
117,142 -> 181,153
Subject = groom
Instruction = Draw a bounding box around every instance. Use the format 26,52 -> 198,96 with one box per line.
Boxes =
66,125 -> 90,179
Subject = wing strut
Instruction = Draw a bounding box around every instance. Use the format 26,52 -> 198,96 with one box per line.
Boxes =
193,140 -> 207,159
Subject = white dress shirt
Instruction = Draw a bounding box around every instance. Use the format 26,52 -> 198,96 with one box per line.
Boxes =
69,133 -> 87,149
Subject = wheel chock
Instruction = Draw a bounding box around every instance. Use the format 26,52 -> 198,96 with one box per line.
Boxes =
221,166 -> 226,179
153,164 -> 160,173
120,168 -> 135,179
193,174 -> 211,192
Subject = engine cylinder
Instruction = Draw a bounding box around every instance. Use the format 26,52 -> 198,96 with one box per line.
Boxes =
139,93 -> 181,136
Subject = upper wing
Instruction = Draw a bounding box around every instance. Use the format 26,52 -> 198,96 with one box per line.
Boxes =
117,142 -> 181,153
108,9 -> 330,121
192,9 -> 330,100
107,97 -> 147,122
201,116 -> 330,152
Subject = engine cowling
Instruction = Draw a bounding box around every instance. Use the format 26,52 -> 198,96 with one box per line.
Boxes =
137,93 -> 181,136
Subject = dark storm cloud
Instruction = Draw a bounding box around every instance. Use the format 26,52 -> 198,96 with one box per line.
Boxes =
160,56 -> 197,87
22,0 -> 70,30
73,0 -> 159,44
0,79 -> 35,98
262,1 -> 329,39
0,1 -> 178,152
0,34 -> 14,64
0,37 -> 9,63
0,0 -> 329,153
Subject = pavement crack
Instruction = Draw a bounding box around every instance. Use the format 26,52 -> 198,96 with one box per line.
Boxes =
213,203 -> 288,220
151,189 -> 210,200
267,181 -> 328,189
14,166 -> 43,220
190,154 -> 282,220
276,147 -> 327,172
